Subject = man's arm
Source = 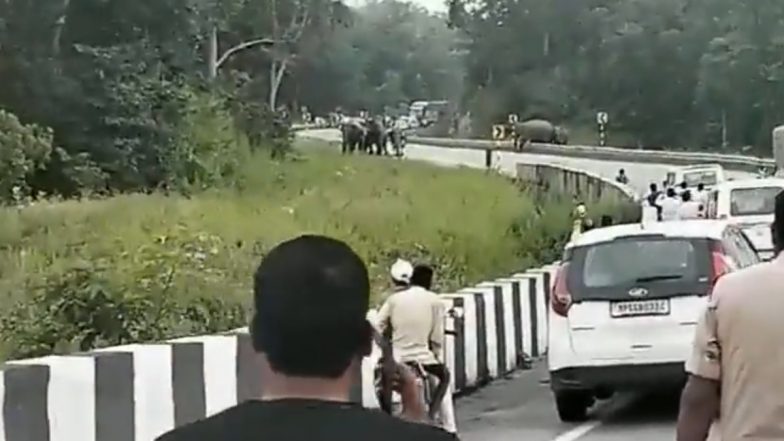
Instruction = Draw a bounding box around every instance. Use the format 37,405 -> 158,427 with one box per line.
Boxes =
677,375 -> 720,441
375,297 -> 393,336
676,296 -> 722,441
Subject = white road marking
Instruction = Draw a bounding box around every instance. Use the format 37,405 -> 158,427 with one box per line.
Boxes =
551,421 -> 602,441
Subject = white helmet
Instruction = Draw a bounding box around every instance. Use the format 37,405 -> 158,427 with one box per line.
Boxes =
390,258 -> 413,284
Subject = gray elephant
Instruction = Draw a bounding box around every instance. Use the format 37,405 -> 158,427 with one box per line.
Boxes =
513,119 -> 569,149
362,117 -> 387,155
341,119 -> 367,154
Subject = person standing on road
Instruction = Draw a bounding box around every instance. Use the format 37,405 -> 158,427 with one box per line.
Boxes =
646,183 -> 664,221
678,190 -> 702,220
676,190 -> 784,441
660,188 -> 682,221
157,235 -> 457,441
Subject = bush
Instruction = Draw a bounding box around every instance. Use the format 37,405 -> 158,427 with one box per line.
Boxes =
0,110 -> 54,203
0,143 -> 631,360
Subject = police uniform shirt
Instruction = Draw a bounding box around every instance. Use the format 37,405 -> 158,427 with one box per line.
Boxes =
686,253 -> 784,440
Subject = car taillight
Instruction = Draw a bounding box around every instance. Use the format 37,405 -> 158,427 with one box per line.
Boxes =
551,263 -> 572,317
709,242 -> 731,296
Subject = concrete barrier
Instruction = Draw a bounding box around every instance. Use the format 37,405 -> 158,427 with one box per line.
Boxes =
408,136 -> 775,172
0,264 -> 557,441
515,162 -> 638,204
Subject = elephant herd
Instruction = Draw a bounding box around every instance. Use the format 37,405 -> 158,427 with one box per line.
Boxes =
340,117 -> 406,157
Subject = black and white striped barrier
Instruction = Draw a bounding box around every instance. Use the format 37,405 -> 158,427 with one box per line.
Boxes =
0,264 -> 559,440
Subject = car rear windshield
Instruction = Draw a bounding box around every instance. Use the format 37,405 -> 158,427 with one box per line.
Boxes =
568,237 -> 712,301
730,186 -> 783,216
684,171 -> 718,187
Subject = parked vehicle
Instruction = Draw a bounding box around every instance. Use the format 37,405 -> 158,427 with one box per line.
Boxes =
547,220 -> 759,422
664,164 -> 726,191
703,177 -> 784,260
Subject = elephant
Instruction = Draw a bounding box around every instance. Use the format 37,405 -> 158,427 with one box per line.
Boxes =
341,119 -> 367,154
512,119 -> 569,150
362,117 -> 388,155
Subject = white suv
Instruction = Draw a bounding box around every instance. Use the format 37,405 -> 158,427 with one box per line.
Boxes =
547,219 -> 760,422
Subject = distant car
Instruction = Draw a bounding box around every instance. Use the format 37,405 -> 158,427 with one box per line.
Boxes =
547,220 -> 759,422
665,164 -> 726,191
703,177 -> 784,260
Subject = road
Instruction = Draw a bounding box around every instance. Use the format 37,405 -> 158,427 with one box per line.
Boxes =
455,364 -> 681,441
301,129 -> 747,440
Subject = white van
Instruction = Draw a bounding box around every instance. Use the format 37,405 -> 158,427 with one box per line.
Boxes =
704,177 -> 784,260
665,164 -> 726,191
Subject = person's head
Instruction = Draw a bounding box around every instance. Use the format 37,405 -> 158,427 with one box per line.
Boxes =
666,188 -> 677,198
600,215 -> 614,227
390,258 -> 413,287
650,183 -> 658,193
773,190 -> 784,254
575,203 -> 587,218
251,235 -> 372,387
697,183 -> 705,192
682,190 -> 692,202
619,169 -> 626,176
410,264 -> 434,290
680,181 -> 688,189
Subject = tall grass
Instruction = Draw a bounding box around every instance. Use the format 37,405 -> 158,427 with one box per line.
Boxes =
0,142 -> 628,360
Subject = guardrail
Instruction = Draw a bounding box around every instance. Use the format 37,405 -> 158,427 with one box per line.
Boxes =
0,265 -> 558,441
408,136 -> 776,173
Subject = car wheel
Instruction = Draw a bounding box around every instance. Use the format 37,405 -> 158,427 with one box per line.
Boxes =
554,391 -> 590,422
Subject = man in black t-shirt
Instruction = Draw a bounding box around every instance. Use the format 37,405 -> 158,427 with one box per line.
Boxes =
157,235 -> 458,441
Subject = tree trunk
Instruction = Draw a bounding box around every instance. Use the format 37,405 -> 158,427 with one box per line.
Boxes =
269,58 -> 288,110
52,0 -> 71,56
207,26 -> 218,79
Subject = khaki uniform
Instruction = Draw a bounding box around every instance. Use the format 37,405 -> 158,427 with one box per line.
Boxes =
686,254 -> 784,440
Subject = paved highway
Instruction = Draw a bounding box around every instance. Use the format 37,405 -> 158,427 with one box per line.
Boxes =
300,129 -> 752,194
301,129 -> 748,441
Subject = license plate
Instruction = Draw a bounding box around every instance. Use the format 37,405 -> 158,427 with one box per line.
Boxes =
610,299 -> 670,318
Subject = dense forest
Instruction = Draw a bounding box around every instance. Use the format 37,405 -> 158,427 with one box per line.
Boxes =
2,0 -> 784,201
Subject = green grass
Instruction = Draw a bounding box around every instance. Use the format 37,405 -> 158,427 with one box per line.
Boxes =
0,139 -> 630,360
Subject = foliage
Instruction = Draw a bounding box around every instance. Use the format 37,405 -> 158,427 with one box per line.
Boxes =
0,142 -> 628,360
448,0 -> 784,152
0,110 -> 54,203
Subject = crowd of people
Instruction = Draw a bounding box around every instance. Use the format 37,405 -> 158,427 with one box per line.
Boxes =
644,181 -> 709,222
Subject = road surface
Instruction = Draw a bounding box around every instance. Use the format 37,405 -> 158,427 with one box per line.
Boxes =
301,129 -> 749,440
300,129 -> 752,194
455,364 -> 680,441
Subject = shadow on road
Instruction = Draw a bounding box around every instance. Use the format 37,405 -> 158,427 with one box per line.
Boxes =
598,389 -> 680,425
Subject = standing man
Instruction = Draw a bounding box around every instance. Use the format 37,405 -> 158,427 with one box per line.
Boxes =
676,191 -> 784,441
157,236 -> 457,441
646,183 -> 664,221
660,188 -> 682,221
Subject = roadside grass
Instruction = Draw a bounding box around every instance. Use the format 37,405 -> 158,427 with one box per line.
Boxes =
0,138 -> 632,360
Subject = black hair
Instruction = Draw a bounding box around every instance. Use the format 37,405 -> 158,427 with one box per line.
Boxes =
680,181 -> 688,189
667,188 -> 677,198
650,183 -> 658,192
682,190 -> 692,202
411,264 -> 434,290
252,235 -> 371,378
697,183 -> 705,191
619,169 -> 625,174
774,190 -> 784,253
